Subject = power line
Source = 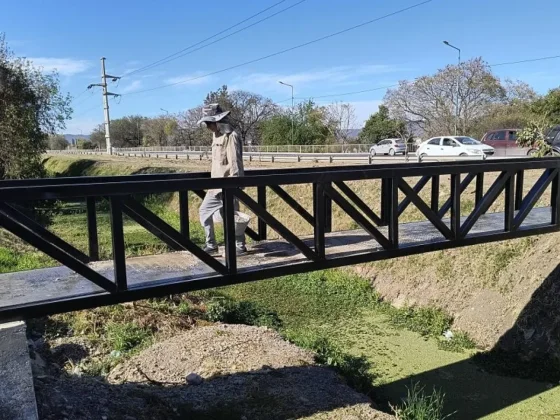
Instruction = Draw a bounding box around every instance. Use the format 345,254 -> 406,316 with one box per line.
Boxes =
490,54 -> 560,67
121,0 -> 292,78
124,0 -> 433,96
125,0 -> 307,77
71,88 -> 89,103
72,103 -> 99,119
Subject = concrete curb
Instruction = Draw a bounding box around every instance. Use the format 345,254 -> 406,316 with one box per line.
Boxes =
0,321 -> 38,420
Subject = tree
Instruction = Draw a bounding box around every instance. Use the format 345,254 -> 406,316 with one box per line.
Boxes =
205,85 -> 278,144
76,138 -> 95,149
48,134 -> 69,150
142,116 -> 180,147
384,58 -> 505,138
324,102 -> 357,144
177,105 -> 212,147
0,34 -> 71,179
260,100 -> 332,145
532,88 -> 560,125
358,105 -> 405,144
110,115 -> 146,147
90,124 -> 106,149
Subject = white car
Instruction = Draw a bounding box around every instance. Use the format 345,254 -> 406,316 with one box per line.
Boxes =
369,139 -> 407,156
416,136 -> 494,158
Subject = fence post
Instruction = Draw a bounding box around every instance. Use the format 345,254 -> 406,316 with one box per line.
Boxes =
450,174 -> 461,238
515,170 -> 524,210
552,171 -> 560,226
388,178 -> 399,248
505,173 -> 514,232
380,178 -> 390,226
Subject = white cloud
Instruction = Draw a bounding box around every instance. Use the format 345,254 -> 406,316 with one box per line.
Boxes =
165,72 -> 214,87
120,80 -> 143,94
230,65 -> 398,93
28,57 -> 91,76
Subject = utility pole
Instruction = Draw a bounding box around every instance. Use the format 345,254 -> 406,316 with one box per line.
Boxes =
88,57 -> 120,154
443,41 -> 461,136
279,81 -> 294,146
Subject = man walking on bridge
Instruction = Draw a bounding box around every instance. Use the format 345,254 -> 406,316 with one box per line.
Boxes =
198,103 -> 249,255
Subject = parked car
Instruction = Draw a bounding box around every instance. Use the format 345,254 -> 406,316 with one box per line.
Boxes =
369,139 -> 406,156
481,129 -> 536,157
544,125 -> 560,156
416,136 -> 494,157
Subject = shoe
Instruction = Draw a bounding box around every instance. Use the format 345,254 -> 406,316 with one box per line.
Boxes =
236,245 -> 248,255
203,245 -> 219,255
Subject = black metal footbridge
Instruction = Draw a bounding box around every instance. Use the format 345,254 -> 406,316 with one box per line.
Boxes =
0,157 -> 559,321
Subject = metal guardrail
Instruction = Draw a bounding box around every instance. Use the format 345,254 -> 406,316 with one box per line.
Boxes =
0,157 -> 559,320
48,149 -> 488,165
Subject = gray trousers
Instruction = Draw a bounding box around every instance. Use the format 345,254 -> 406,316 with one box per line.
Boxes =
199,192 -> 246,248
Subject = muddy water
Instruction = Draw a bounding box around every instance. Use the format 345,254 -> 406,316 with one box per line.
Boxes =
325,309 -> 560,420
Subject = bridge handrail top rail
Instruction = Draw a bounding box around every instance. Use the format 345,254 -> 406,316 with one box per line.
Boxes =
0,157 -> 554,189
1,158 -> 559,201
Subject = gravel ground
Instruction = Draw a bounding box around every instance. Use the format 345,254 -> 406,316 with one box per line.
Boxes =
34,324 -> 393,419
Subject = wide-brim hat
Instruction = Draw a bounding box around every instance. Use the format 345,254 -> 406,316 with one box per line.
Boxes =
197,103 -> 230,125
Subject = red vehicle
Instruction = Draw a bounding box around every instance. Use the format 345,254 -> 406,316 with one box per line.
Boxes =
481,129 -> 536,157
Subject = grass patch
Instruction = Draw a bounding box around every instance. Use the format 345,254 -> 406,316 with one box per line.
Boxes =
204,296 -> 282,329
386,306 -> 452,339
286,330 -> 375,394
0,247 -> 52,273
392,382 -> 454,420
437,332 -> 476,353
105,321 -> 152,353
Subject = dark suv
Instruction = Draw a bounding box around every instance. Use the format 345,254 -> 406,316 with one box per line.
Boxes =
545,125 -> 560,155
481,129 -> 536,156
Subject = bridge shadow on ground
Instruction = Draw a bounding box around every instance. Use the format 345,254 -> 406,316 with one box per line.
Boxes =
376,262 -> 560,419
34,364 -> 384,420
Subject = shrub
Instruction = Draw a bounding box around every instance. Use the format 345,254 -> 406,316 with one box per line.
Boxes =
205,297 -> 282,329
392,382 -> 454,420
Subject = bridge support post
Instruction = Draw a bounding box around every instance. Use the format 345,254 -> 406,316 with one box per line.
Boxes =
257,186 -> 267,240
515,170 -> 524,211
179,191 -> 190,239
476,173 -> 484,208
552,171 -> 560,226
388,178 -> 398,248
109,197 -> 127,291
223,189 -> 237,273
450,174 -> 461,238
505,174 -> 515,231
86,197 -> 99,261
380,178 -> 390,226
314,183 -> 326,259
431,176 -> 439,213
324,182 -> 332,233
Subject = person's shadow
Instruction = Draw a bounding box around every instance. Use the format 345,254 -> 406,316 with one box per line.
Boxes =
375,262 -> 560,419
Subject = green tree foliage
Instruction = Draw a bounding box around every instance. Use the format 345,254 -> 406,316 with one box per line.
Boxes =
90,124 -> 106,149
358,105 -> 405,144
531,88 -> 560,125
142,116 -> 179,146
110,115 -> 146,147
47,134 -> 69,150
0,34 -> 71,179
260,101 -> 332,145
76,138 -> 95,149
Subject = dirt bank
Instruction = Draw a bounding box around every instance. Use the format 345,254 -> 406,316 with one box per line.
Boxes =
36,324 -> 392,419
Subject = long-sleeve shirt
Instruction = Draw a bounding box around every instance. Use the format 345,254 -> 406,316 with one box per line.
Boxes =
209,130 -> 244,195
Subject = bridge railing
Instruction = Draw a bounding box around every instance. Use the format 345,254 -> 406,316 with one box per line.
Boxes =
0,157 -> 559,319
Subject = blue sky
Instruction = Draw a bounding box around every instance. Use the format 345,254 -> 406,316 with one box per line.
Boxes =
2,0 -> 559,133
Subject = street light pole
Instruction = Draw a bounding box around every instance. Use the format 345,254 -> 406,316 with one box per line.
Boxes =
279,81 -> 294,145
443,41 -> 461,136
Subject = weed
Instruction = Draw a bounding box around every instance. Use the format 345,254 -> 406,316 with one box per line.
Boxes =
392,382 -> 454,420
437,331 -> 476,353
286,330 -> 375,394
105,321 -> 152,353
205,297 -> 282,329
387,306 -> 453,338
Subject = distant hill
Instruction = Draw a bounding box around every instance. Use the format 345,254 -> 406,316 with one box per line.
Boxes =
345,129 -> 362,139
63,134 -> 91,145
